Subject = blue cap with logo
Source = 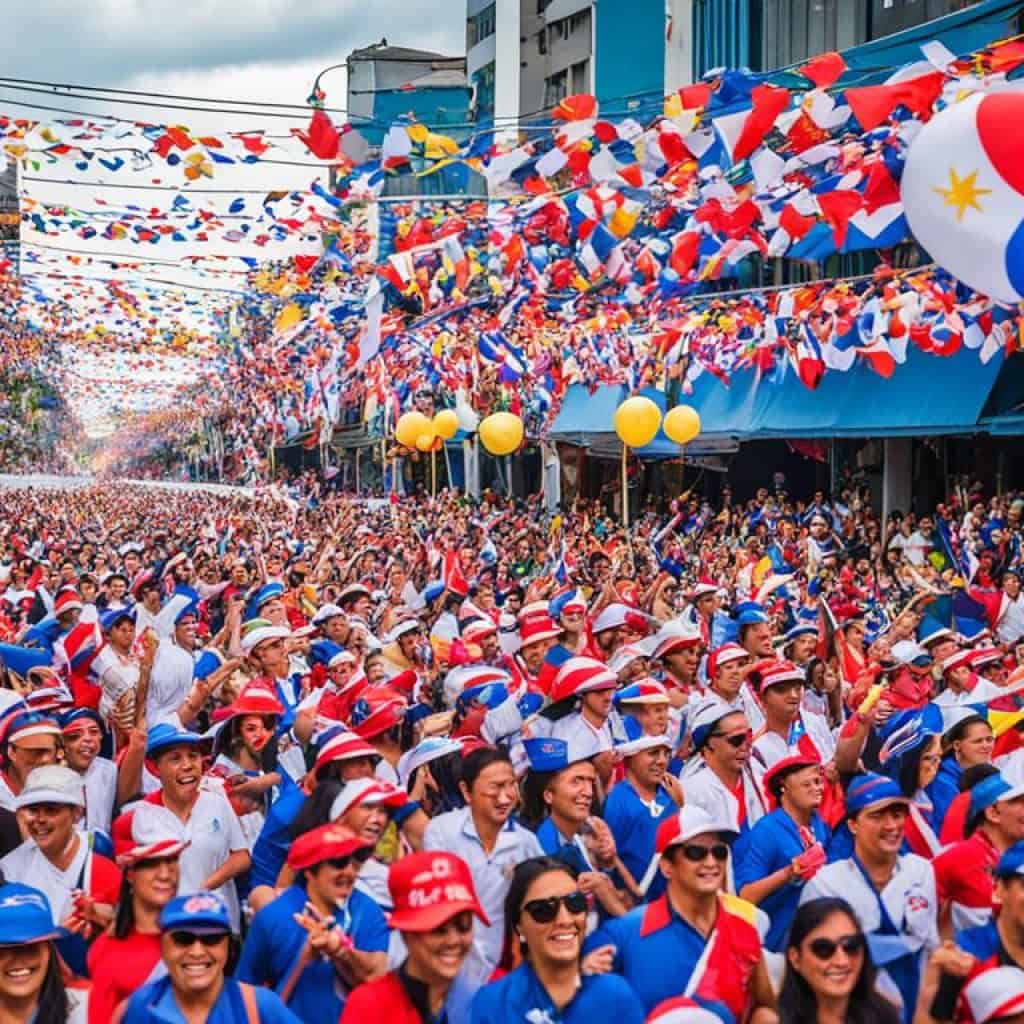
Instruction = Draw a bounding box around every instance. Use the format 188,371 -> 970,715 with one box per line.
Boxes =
0,883 -> 66,945
160,891 -> 231,933
970,774 -> 1024,823
846,772 -> 910,816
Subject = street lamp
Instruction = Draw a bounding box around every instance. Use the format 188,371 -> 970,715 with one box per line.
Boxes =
307,61 -> 347,108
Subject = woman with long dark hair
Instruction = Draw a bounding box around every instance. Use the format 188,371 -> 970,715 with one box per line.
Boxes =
87,810 -> 186,1024
0,882 -> 72,1024
779,897 -> 900,1024
471,857 -> 643,1023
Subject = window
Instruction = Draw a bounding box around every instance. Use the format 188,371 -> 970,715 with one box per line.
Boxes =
571,59 -> 589,94
538,30 -> 547,54
467,3 -> 497,48
544,69 -> 569,106
762,0 -> 868,69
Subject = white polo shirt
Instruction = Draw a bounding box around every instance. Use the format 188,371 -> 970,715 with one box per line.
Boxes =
140,789 -> 248,930
679,758 -> 768,832
423,806 -> 543,992
548,710 -> 614,753
801,853 -> 939,1011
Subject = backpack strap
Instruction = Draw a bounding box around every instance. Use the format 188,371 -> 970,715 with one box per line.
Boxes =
239,982 -> 260,1024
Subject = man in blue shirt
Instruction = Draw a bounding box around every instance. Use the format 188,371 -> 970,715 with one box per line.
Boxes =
237,823 -> 389,1024
604,732 -> 678,898
734,753 -> 830,952
585,805 -> 776,1019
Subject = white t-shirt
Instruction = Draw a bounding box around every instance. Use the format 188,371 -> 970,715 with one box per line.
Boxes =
0,834 -> 90,924
148,640 -> 195,724
138,790 -> 247,930
83,757 -> 118,834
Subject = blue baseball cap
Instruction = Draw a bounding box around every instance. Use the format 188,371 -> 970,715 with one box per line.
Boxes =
970,774 -> 1024,823
523,737 -> 595,773
146,722 -> 203,759
846,773 -> 910,816
735,602 -> 769,627
995,840 -> 1024,879
100,607 -> 136,633
159,892 -> 231,934
0,883 -> 67,945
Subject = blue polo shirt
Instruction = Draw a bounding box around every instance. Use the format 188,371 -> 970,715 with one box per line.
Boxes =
733,807 -> 830,952
603,778 -> 677,900
925,757 -> 962,833
584,894 -> 762,1016
236,883 -> 389,1024
249,771 -> 307,889
470,963 -> 644,1024
121,976 -> 301,1024
535,817 -> 591,874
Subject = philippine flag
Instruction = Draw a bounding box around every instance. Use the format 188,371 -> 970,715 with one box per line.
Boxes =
901,91 -> 1024,304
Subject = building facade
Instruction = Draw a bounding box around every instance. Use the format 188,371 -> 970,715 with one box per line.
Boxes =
345,41 -> 471,145
466,0 -> 668,129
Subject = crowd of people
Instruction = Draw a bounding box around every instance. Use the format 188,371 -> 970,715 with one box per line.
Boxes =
0,478 -> 1020,1024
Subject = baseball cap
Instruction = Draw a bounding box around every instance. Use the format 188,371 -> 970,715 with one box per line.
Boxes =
0,883 -> 66,946
646,995 -> 735,1024
146,722 -> 202,759
286,823 -> 372,872
961,966 -> 1024,1023
994,839 -> 1024,879
706,643 -> 747,679
159,892 -> 231,934
329,778 -> 408,821
313,731 -> 380,778
656,805 -> 738,856
754,660 -> 804,694
688,696 -> 742,749
15,765 -> 85,810
969,774 -> 1024,823
311,603 -> 346,626
549,657 -> 617,703
614,679 -> 670,706
115,802 -> 190,866
845,773 -> 910,816
3,711 -> 61,750
523,736 -> 598,772
387,851 -> 489,933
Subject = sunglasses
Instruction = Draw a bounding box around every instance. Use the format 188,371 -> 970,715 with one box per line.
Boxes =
168,930 -> 228,948
522,891 -> 588,924
679,842 -> 730,863
324,848 -> 372,871
807,934 -> 865,960
710,729 -> 752,749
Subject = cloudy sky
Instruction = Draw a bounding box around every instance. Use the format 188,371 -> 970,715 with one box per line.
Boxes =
1,2 -> 467,431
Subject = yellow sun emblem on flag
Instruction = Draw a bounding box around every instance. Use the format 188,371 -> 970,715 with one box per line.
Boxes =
934,167 -> 991,221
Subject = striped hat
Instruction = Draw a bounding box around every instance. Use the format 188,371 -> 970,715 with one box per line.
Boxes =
549,657 -> 617,703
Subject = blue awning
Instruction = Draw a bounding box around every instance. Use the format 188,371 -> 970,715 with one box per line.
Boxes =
551,347 -> 1006,453
979,413 -> 1024,436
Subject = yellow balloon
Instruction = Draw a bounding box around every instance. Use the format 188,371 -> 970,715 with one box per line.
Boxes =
614,396 -> 662,449
432,409 -> 458,441
663,405 -> 701,445
478,412 -> 524,456
415,432 -> 436,452
395,411 -> 431,448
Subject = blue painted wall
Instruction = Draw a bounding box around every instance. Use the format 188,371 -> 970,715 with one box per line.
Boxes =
594,0 -> 665,111
356,85 -> 472,145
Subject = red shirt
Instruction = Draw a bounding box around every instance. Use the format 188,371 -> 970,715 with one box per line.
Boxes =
933,829 -> 999,928
87,929 -> 163,1024
340,971 -> 427,1024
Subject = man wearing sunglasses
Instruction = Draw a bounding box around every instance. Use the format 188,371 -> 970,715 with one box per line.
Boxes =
119,890 -> 301,1024
585,805 -> 777,1020
679,697 -> 767,836
236,823 -> 389,1024
801,772 -> 939,1023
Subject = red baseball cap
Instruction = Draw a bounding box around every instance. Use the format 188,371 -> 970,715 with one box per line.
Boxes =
286,823 -> 371,872
387,851 -> 489,933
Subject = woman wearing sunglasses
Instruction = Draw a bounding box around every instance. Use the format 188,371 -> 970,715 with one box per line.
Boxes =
236,823 -> 388,1024
118,890 -> 300,1024
341,851 -> 488,1024
779,897 -> 900,1024
471,857 -> 644,1024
